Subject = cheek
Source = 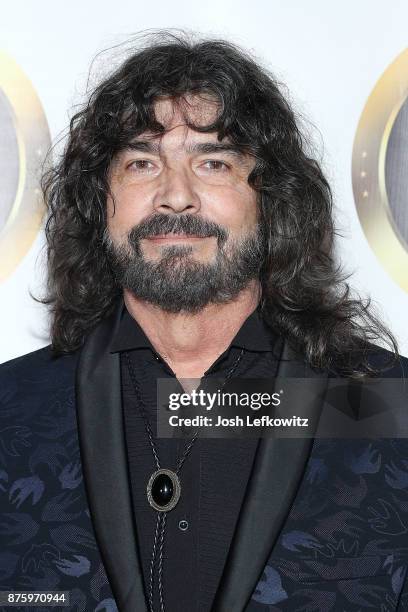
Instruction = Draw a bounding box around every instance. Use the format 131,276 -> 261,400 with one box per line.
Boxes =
106,195 -> 129,240
106,196 -> 116,233
236,184 -> 259,225
106,195 -> 115,221
209,186 -> 258,231
106,186 -> 150,236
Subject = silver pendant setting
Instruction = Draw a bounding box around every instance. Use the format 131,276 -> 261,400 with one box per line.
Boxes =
147,468 -> 181,512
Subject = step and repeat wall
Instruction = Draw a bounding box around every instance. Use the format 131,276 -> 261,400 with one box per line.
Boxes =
1,0 -> 407,362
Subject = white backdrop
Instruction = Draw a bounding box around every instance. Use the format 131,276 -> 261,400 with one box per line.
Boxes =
1,0 -> 407,363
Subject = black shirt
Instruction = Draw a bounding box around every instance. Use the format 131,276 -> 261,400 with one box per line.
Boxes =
111,305 -> 280,612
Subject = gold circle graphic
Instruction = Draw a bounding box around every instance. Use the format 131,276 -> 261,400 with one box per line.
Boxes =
0,53 -> 50,282
352,48 -> 408,292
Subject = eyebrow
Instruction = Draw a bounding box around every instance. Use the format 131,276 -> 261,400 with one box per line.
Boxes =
123,140 -> 249,160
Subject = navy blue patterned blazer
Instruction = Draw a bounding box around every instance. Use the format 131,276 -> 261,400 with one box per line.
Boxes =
1,303 -> 408,612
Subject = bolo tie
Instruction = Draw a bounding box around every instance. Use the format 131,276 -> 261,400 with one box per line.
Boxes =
124,347 -> 245,612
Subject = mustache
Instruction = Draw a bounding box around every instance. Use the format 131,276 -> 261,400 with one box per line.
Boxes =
127,214 -> 228,244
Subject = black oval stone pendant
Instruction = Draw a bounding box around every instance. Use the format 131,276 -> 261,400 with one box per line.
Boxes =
147,468 -> 181,512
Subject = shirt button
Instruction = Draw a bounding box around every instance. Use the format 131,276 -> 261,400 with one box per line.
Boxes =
178,519 -> 189,531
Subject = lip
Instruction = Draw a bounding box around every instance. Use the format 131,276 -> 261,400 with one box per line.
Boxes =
145,234 -> 206,241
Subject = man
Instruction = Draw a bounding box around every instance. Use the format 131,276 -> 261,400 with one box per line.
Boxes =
1,32 -> 408,612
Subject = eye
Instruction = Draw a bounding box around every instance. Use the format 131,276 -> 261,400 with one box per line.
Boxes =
127,159 -> 156,172
202,160 -> 230,171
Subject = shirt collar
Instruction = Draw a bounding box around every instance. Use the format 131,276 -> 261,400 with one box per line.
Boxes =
110,302 -> 277,354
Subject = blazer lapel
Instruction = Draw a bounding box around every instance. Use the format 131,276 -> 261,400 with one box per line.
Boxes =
212,341 -> 329,612
75,302 -> 148,612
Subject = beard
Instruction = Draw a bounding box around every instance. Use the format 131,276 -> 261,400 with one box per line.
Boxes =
103,213 -> 266,313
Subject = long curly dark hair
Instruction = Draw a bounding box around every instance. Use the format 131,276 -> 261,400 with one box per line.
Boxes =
41,30 -> 398,374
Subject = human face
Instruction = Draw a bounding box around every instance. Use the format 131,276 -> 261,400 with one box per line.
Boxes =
105,95 -> 266,312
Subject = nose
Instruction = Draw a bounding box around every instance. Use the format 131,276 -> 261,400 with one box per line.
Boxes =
153,167 -> 201,214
